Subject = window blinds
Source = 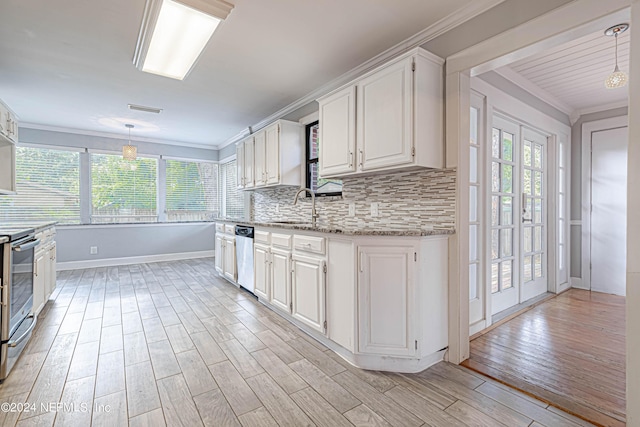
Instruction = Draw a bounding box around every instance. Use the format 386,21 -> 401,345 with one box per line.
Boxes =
221,160 -> 244,219
91,153 -> 157,223
165,159 -> 219,221
0,146 -> 81,224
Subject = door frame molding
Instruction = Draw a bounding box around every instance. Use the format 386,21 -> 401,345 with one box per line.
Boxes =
445,0 -> 628,364
580,115 -> 629,290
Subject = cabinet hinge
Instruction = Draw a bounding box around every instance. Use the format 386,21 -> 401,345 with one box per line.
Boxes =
290,302 -> 293,311
411,146 -> 415,157
412,60 -> 416,72
415,340 -> 418,350
323,263 -> 327,274
323,320 -> 327,330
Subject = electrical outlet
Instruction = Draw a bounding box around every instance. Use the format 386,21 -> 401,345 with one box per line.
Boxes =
275,203 -> 280,213
90,246 -> 98,255
371,202 -> 379,217
348,202 -> 356,217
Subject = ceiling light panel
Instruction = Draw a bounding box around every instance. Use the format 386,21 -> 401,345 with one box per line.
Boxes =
134,0 -> 233,81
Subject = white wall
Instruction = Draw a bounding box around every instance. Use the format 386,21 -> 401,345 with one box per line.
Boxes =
56,223 -> 215,268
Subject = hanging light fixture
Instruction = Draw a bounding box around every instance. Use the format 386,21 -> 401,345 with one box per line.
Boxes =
123,124 -> 137,160
604,23 -> 629,89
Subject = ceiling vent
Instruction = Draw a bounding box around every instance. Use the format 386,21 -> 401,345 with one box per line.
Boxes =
128,104 -> 163,114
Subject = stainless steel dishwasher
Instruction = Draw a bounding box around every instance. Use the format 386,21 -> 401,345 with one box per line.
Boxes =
234,225 -> 255,294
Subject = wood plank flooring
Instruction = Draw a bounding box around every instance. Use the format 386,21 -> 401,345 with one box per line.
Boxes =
463,289 -> 625,427
0,259 -> 593,426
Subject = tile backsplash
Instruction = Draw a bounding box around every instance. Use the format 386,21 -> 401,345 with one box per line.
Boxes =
251,168 -> 456,231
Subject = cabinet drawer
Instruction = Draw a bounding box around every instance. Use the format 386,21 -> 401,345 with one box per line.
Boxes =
293,235 -> 325,255
215,223 -> 225,232
224,224 -> 235,234
255,230 -> 270,244
271,233 -> 292,249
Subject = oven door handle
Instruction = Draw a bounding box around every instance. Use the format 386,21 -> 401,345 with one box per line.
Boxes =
13,239 -> 40,252
8,315 -> 37,348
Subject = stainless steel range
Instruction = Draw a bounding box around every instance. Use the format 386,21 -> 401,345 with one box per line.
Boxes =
0,227 -> 39,382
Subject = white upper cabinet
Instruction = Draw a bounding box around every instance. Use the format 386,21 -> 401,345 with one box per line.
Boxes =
236,141 -> 245,189
254,131 -> 267,187
0,98 -> 17,194
244,136 -> 254,189
317,47 -> 443,178
236,119 -> 302,190
236,136 -> 255,190
318,86 -> 356,176
358,59 -> 413,171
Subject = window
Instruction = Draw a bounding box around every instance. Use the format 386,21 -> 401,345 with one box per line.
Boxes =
91,154 -> 157,223
0,146 -> 80,224
220,159 -> 244,219
165,160 -> 219,222
306,121 -> 342,196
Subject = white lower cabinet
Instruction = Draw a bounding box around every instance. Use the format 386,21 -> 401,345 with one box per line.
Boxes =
223,236 -> 237,282
215,225 -> 238,283
269,247 -> 291,313
252,226 -> 448,373
33,227 -> 56,316
254,243 -> 270,300
358,245 -> 415,357
215,235 -> 224,274
291,254 -> 325,334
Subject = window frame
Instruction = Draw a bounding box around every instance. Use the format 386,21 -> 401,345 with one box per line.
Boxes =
305,120 -> 342,197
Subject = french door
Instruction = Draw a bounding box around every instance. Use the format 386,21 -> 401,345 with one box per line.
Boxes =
491,115 -> 548,315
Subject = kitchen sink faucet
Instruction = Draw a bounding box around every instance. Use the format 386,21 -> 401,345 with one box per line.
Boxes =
293,188 -> 318,227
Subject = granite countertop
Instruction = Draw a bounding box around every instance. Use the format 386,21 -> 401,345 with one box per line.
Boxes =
0,221 -> 58,232
216,218 -> 455,237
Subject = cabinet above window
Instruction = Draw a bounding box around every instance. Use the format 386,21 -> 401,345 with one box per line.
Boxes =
236,119 -> 302,190
317,47 -> 444,178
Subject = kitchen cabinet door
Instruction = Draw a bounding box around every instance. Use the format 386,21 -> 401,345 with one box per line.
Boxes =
215,235 -> 224,274
33,253 -> 46,315
46,243 -> 57,298
265,123 -> 280,185
254,243 -> 270,300
358,245 -> 415,356
223,237 -> 237,282
244,137 -> 255,188
236,142 -> 245,189
254,131 -> 267,187
291,254 -> 325,334
318,86 -> 357,177
269,247 -> 290,313
357,58 -> 413,171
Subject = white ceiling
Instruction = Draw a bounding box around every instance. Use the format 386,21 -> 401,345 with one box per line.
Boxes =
500,27 -> 630,114
0,0 -> 479,148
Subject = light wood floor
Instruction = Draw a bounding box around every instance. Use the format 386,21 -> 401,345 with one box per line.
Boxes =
0,259 -> 594,427
463,289 -> 625,427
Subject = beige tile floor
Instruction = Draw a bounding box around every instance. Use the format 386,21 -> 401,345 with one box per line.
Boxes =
0,259 -> 595,426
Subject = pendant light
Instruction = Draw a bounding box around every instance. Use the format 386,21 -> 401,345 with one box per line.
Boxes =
123,124 -> 137,160
604,23 -> 629,89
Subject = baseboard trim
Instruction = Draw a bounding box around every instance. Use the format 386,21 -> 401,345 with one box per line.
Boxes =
571,277 -> 588,290
57,250 -> 215,270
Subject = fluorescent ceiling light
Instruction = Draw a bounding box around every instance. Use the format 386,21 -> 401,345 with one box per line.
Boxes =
133,0 -> 233,80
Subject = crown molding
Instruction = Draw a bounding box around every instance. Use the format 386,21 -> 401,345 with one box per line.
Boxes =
215,0 -> 507,151
576,100 -> 629,118
20,122 -> 217,151
493,66 -> 575,117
